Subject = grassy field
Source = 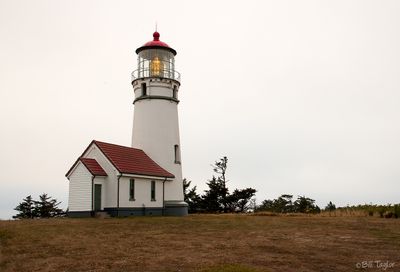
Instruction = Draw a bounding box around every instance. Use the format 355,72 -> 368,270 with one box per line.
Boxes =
0,214 -> 399,272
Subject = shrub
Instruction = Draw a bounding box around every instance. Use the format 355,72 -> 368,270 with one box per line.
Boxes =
384,212 -> 394,218
325,201 -> 336,212
378,208 -> 385,218
368,210 -> 374,217
394,205 -> 400,219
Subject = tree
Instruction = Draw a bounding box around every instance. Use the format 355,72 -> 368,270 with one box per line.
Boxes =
258,199 -> 275,212
212,156 -> 229,212
13,194 -> 64,219
201,157 -> 257,213
257,194 -> 320,214
34,193 -> 64,218
325,201 -> 336,212
258,194 -> 294,213
13,195 -> 36,219
199,157 -> 229,213
293,196 -> 320,213
201,176 -> 226,212
183,178 -> 201,213
226,188 -> 257,212
275,194 -> 294,213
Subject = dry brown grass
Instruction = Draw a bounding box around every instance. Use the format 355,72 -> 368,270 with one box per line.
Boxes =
0,214 -> 399,272
318,210 -> 370,217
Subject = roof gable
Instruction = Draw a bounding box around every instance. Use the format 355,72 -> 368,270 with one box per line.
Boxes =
80,158 -> 107,176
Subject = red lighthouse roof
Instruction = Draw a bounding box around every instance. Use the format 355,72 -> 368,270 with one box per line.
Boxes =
136,31 -> 177,55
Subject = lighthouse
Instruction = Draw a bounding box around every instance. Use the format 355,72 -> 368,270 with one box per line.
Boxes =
131,31 -> 187,214
66,31 -> 187,217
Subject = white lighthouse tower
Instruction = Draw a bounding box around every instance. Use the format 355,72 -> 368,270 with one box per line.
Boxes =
131,31 -> 187,215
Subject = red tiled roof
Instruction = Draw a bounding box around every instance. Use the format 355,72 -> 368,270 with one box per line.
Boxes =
66,140 -> 174,179
93,140 -> 174,178
80,158 -> 107,176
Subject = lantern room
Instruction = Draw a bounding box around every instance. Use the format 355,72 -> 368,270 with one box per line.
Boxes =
132,32 -> 180,82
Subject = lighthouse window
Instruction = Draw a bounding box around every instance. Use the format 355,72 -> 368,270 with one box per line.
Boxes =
129,179 -> 135,201
151,180 -> 156,201
173,86 -> 177,99
141,83 -> 147,96
174,144 -> 181,164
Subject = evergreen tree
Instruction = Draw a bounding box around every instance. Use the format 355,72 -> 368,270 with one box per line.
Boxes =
258,199 -> 275,212
293,196 -> 320,213
34,193 -> 64,218
13,194 -> 64,219
325,201 -> 336,212
212,157 -> 229,212
201,176 -> 226,212
226,188 -> 257,212
275,194 -> 294,213
13,195 -> 36,219
257,194 -> 320,214
201,157 -> 257,213
183,178 -> 201,213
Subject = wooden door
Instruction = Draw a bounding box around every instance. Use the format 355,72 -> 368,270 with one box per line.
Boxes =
94,184 -> 102,211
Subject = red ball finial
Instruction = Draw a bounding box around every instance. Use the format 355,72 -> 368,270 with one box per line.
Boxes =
153,31 -> 160,41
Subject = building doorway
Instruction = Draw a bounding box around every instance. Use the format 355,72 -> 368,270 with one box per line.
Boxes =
94,184 -> 102,211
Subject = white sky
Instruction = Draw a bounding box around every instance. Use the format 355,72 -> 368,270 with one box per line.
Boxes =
0,0 -> 399,219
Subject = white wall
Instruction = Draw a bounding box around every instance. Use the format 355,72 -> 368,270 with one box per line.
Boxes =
133,79 -> 179,99
84,144 -> 118,208
118,177 -> 163,207
68,162 -> 92,211
71,143 -> 170,210
132,78 -> 184,202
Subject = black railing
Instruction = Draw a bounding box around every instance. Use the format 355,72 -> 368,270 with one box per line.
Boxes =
131,68 -> 181,82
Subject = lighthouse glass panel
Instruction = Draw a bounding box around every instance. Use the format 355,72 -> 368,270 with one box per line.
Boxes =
137,49 -> 176,80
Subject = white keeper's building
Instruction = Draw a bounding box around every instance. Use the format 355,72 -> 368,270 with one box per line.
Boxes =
66,31 -> 188,217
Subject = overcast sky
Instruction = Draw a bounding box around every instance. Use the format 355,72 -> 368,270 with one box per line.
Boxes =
1,0 -> 399,219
